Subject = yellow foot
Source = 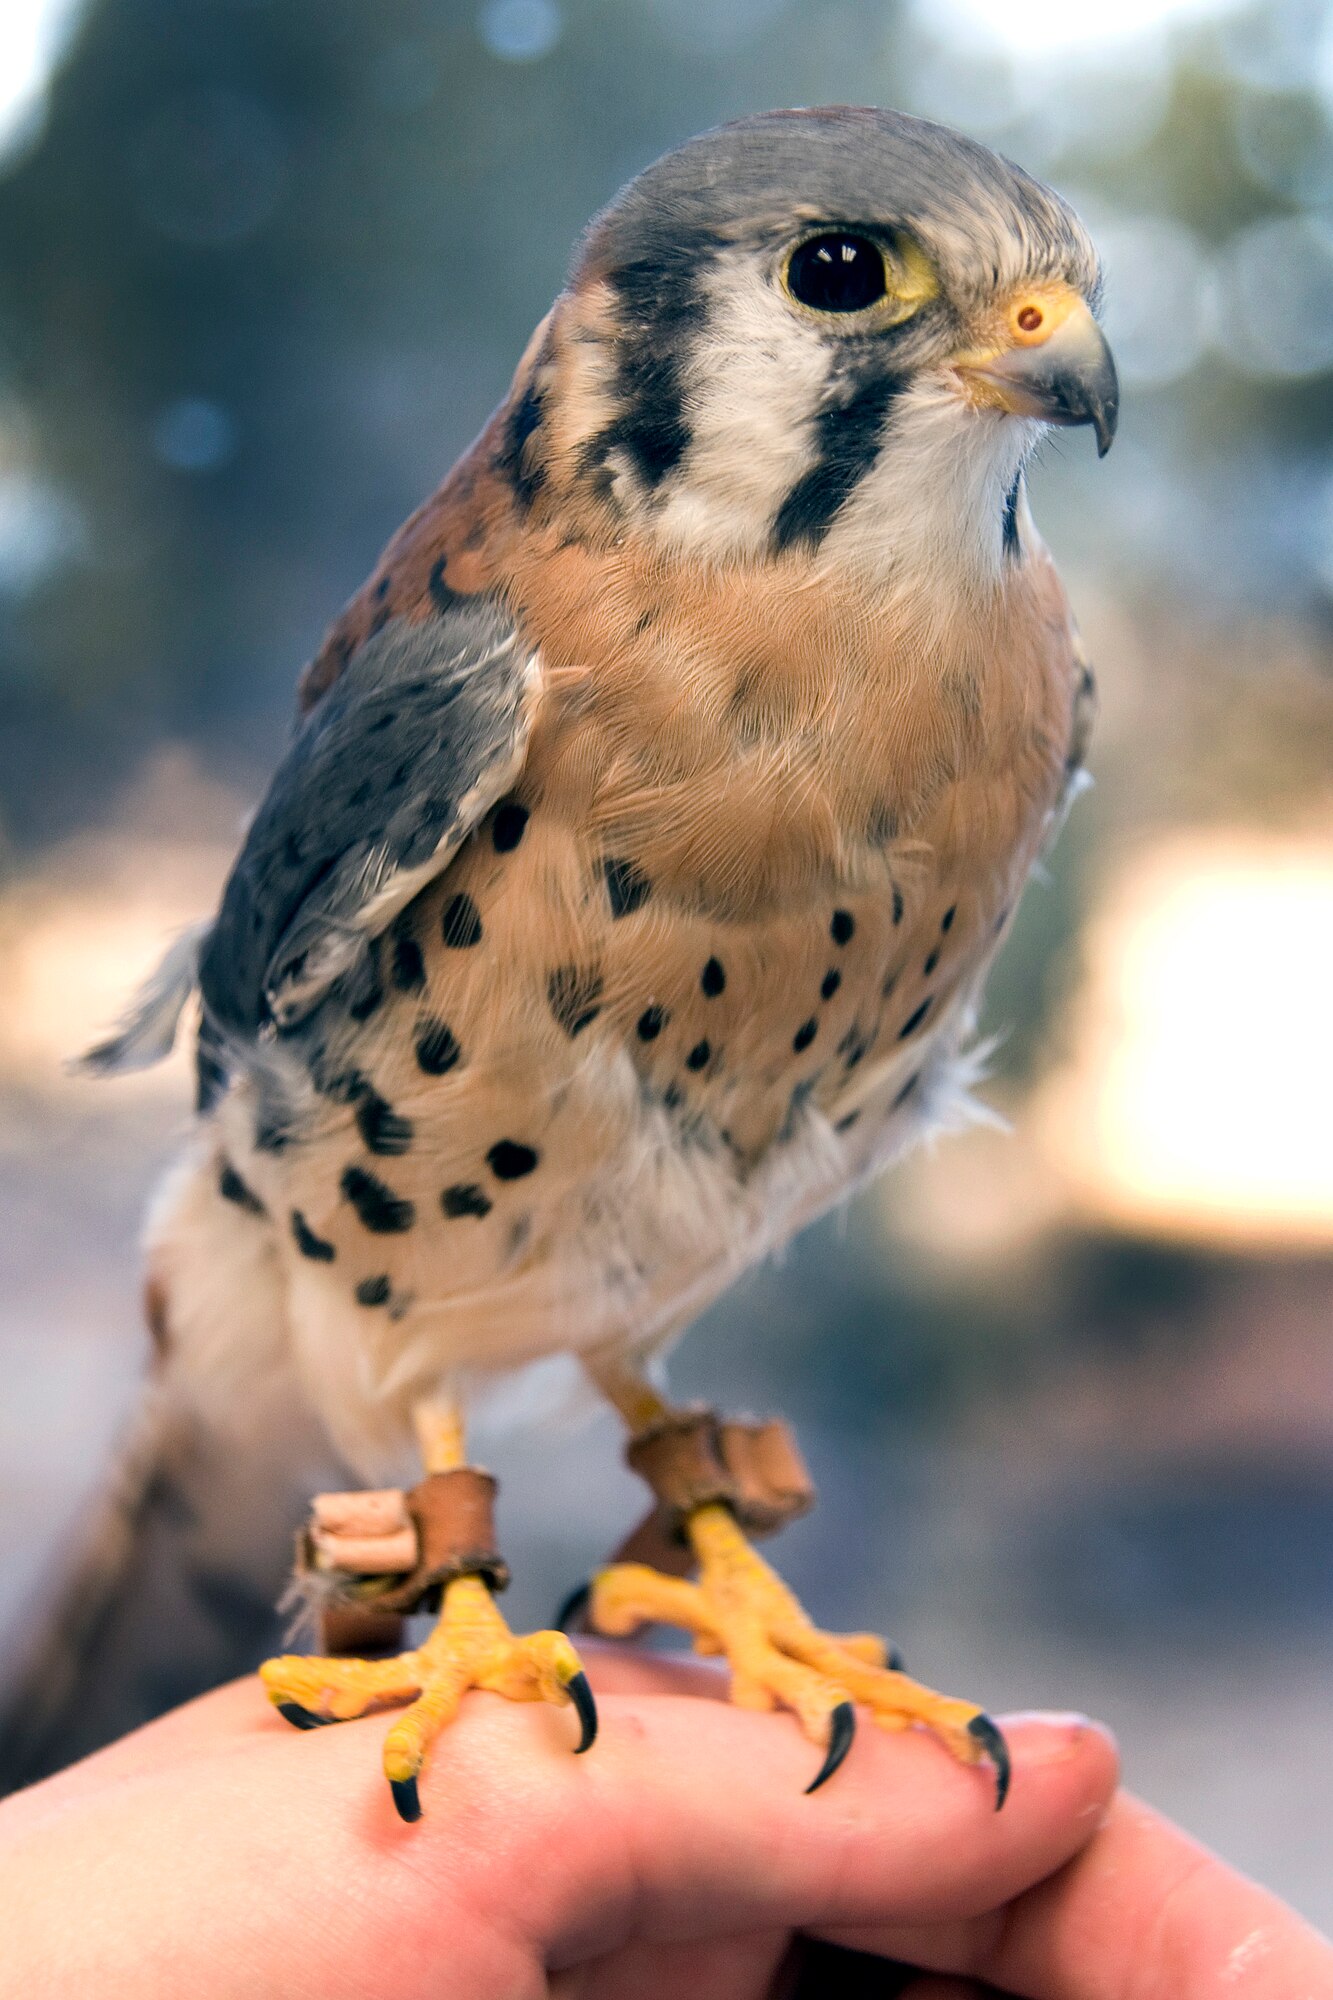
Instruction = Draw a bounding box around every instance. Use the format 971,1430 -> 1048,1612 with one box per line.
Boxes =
260,1575 -> 595,1823
588,1502 -> 1009,1807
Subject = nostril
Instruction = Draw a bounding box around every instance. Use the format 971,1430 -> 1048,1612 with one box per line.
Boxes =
1017,304 -> 1044,333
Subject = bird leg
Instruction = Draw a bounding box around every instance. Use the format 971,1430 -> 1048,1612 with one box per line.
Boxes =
582,1361 -> 1009,1806
259,1399 -> 596,1822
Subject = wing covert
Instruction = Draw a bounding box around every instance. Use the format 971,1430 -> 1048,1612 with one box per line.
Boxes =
200,596 -> 538,1041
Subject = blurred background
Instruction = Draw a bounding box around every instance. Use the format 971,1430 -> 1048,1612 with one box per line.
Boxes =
0,0 -> 1331,1929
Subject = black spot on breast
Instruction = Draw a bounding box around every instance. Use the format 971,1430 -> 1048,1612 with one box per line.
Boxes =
941,904 -> 956,933
291,1210 -> 336,1262
892,1071 -> 922,1109
492,800 -> 529,852
355,1089 -> 413,1157
496,379 -> 546,510
663,1082 -> 683,1111
415,1018 -> 461,1075
772,373 -> 903,553
923,948 -> 940,977
311,1059 -> 369,1106
793,1018 -> 818,1053
345,941 -> 384,1022
899,998 -> 933,1039
637,1004 -> 667,1041
881,971 -> 899,1000
219,1162 -> 265,1216
367,710 -> 397,735
391,920 -> 426,993
487,1139 -> 539,1181
355,1275 -> 391,1307
548,965 -> 603,1038
373,574 -> 391,602
892,885 -> 904,926
442,1182 -> 492,1219
604,856 -> 651,918
700,956 -> 726,998
835,1109 -> 861,1132
830,909 -> 855,946
341,1166 -> 415,1233
686,1039 -> 711,1072
442,893 -> 483,949
821,968 -> 841,1001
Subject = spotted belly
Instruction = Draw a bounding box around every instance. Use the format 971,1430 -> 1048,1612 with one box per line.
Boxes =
214,790 -> 1003,1460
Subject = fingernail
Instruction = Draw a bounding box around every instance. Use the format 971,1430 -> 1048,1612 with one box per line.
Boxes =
999,1711 -> 1116,1758
996,1712 -> 1088,1728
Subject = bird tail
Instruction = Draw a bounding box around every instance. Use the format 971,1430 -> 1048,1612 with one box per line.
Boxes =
0,1375 -> 318,1795
74,919 -> 211,1077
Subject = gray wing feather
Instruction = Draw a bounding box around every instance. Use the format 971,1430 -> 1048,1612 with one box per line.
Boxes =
197,596 -> 535,1040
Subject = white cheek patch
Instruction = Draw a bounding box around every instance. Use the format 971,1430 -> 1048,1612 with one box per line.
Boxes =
647,250 -> 829,563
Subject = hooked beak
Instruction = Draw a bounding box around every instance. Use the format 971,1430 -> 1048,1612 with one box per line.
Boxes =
955,288 -> 1119,458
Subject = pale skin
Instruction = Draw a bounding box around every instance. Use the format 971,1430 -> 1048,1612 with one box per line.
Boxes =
2,1648 -> 1329,1999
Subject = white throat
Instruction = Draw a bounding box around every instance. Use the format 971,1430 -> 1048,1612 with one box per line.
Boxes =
821,377 -> 1039,599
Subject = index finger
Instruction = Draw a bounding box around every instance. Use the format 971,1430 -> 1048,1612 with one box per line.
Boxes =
990,1792 -> 1333,1999
822,1790 -> 1333,1998
530,1703 -> 1118,1965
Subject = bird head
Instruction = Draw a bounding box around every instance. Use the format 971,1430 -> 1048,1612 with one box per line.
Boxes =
512,107 -> 1117,589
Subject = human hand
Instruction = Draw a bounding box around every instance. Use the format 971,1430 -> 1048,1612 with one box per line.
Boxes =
0,1644 -> 1323,1998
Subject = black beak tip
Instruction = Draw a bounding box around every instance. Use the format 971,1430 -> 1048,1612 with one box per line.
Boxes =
1095,402 -> 1118,457
1092,359 -> 1120,457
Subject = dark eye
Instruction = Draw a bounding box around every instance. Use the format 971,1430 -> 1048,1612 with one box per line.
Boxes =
786,233 -> 887,313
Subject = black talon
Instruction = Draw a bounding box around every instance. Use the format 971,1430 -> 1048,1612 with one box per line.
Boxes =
276,1701 -> 328,1731
805,1700 -> 856,1794
566,1669 -> 598,1754
389,1775 -> 422,1823
554,1580 -> 592,1633
967,1712 -> 1011,1811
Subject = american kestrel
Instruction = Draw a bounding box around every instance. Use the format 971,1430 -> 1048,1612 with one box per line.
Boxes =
84,106 -> 1116,1821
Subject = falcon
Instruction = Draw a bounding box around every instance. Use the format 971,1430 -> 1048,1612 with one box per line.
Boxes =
80,105 -> 1116,1822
